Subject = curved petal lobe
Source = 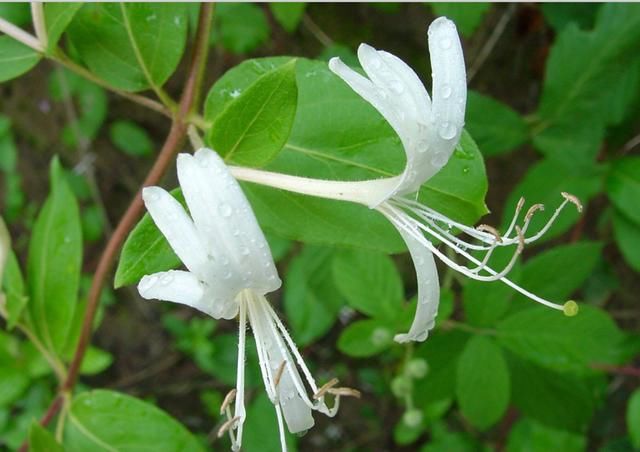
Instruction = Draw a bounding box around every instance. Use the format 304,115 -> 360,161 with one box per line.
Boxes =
394,230 -> 440,343
141,187 -> 210,278
138,270 -> 207,313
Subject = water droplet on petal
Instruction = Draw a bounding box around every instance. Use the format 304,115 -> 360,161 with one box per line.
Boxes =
369,56 -> 382,69
146,190 -> 160,202
440,38 -> 452,50
218,203 -> 233,217
417,139 -> 430,154
223,271 -> 232,280
415,256 -> 425,266
389,80 -> 404,94
431,152 -> 449,167
139,275 -> 159,291
377,88 -> 388,100
240,246 -> 250,256
160,274 -> 173,285
441,84 -> 452,99
439,122 -> 457,140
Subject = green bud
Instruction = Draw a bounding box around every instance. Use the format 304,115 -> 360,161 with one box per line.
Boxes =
402,409 -> 423,428
406,358 -> 429,379
391,376 -> 411,398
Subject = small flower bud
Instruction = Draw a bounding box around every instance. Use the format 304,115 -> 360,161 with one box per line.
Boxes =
406,358 -> 429,379
391,376 -> 412,398
402,409 -> 423,427
371,327 -> 392,346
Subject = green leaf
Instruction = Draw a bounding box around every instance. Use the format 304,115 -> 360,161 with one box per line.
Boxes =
214,3 -> 270,54
540,3 -> 600,31
497,305 -> 623,375
114,188 -> 182,288
508,353 -> 603,431
269,3 -> 306,33
332,248 -> 403,318
456,335 -> 510,430
0,216 -> 8,283
2,250 -> 28,330
0,4 -> 31,27
29,423 -> 63,452
207,60 -> 298,167
284,246 -> 342,345
607,157 -> 640,225
67,3 -> 188,91
109,120 -> 154,157
0,36 -> 41,83
338,319 -> 394,357
612,210 -> 640,272
44,3 -> 83,52
430,3 -> 490,37
27,158 -> 82,355
628,389 -> 640,449
534,4 -> 640,168
0,332 -> 31,406
466,91 -> 528,157
79,347 -> 112,376
513,241 -> 602,308
64,390 -> 204,451
506,418 -> 586,452
414,330 -> 469,405
501,159 -> 602,243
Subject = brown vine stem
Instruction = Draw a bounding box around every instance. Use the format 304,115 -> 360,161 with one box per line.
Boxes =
20,4 -> 214,449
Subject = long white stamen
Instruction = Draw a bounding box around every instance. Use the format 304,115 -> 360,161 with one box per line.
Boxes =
262,300 -> 344,417
381,205 -> 564,310
274,403 -> 288,452
262,301 -> 321,394
254,294 -> 317,410
392,205 -> 522,282
232,298 -> 248,451
246,294 -> 277,401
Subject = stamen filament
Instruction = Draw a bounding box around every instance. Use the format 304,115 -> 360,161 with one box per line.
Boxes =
380,204 -> 564,311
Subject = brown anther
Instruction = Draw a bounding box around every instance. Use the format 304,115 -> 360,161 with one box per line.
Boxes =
516,196 -> 526,211
313,377 -> 339,399
217,416 -> 241,437
561,192 -> 583,212
476,224 -> 503,243
274,361 -> 287,388
220,389 -> 237,414
525,203 -> 545,221
328,387 -> 362,398
515,225 -> 525,252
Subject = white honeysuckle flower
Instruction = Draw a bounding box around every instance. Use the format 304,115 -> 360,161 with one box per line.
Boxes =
230,16 -> 581,344
328,17 -> 466,206
138,148 -> 358,452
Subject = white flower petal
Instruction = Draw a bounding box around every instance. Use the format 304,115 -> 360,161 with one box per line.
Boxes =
176,149 -> 281,297
394,230 -> 440,343
393,17 -> 466,197
328,56 -> 400,130
279,377 -> 315,434
358,44 -> 431,125
138,270 -> 207,313
141,186 -> 210,277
